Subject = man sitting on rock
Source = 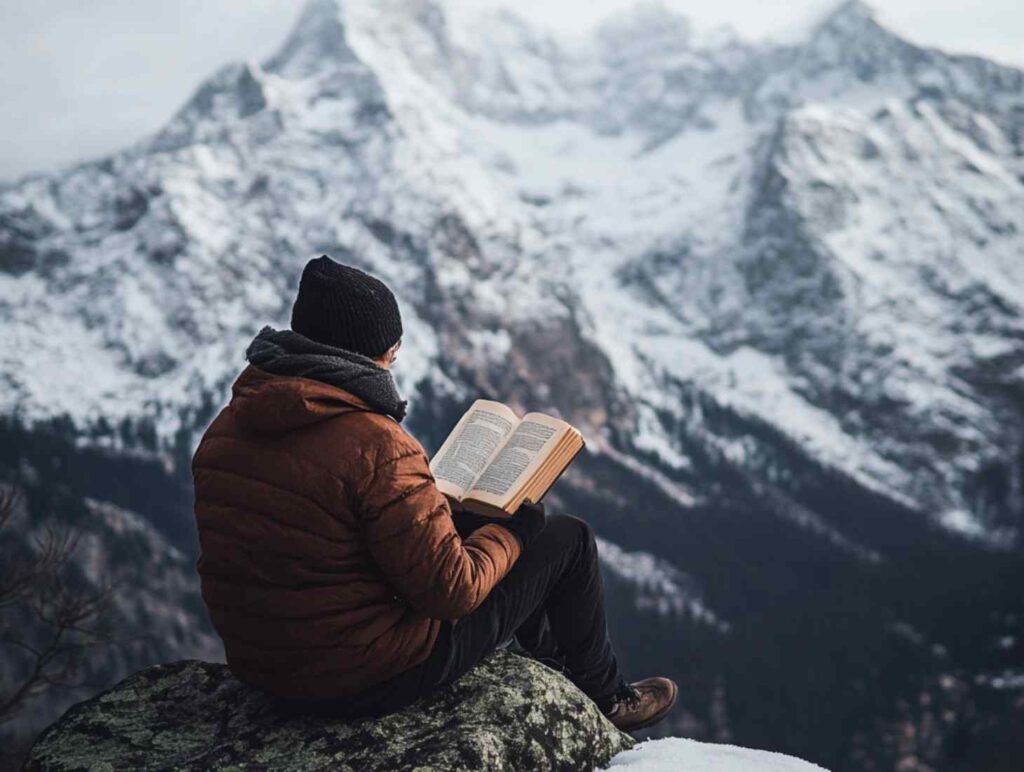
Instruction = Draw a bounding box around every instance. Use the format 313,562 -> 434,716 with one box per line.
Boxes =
192,254 -> 678,731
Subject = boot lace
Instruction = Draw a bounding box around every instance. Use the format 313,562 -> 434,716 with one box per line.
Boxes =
616,683 -> 642,712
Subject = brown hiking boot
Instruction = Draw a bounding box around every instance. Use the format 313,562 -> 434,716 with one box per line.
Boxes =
605,678 -> 678,732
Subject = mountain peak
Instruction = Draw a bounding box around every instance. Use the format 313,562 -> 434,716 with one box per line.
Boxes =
811,0 -> 884,40
596,2 -> 692,42
263,0 -> 357,77
824,0 -> 875,23
789,0 -> 916,79
594,1 -> 693,61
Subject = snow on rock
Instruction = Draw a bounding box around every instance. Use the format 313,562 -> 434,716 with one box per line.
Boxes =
605,737 -> 829,772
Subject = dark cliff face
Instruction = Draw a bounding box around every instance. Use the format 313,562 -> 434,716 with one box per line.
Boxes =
24,652 -> 633,772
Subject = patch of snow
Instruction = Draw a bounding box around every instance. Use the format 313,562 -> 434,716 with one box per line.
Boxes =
975,671 -> 1024,690
604,737 -> 829,771
596,536 -> 728,631
594,440 -> 697,510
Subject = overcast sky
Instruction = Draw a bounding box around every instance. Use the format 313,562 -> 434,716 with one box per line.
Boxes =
1,0 -> 1021,183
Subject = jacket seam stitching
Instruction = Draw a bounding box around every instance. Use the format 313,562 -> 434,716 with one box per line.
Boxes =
197,434 -> 364,498
364,500 -> 448,547
359,448 -> 426,493
195,466 -> 347,537
366,478 -> 434,521
197,517 -> 353,555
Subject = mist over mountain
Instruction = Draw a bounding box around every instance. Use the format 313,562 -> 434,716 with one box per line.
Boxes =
1,0 -> 1022,768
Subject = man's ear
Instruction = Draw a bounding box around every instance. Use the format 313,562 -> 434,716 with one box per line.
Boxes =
387,339 -> 402,364
376,339 -> 401,369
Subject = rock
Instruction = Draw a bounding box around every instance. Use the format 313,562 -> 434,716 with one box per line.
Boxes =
25,651 -> 634,771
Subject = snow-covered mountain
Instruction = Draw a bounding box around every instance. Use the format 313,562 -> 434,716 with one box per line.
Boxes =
2,0 -> 1023,768
2,0 -> 1021,542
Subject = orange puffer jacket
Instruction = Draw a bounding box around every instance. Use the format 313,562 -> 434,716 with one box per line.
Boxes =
192,365 -> 521,698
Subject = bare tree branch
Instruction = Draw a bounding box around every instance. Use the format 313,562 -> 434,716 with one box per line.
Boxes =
0,486 -> 116,724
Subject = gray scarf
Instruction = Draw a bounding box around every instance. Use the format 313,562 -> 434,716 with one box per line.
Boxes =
245,326 -> 407,422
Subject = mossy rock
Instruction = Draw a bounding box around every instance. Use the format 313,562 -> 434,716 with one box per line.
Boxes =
25,651 -> 633,771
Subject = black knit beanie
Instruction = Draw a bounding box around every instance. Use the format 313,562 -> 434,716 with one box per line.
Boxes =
290,255 -> 403,359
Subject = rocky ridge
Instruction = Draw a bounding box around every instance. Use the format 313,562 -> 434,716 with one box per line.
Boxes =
24,652 -> 633,772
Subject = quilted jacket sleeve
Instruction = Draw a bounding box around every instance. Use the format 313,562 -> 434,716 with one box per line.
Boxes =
358,439 -> 522,621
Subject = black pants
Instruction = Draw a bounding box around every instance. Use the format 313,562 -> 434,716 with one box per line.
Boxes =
292,514 -> 626,719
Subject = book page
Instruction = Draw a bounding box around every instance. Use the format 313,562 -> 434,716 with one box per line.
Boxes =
464,413 -> 569,508
429,400 -> 519,499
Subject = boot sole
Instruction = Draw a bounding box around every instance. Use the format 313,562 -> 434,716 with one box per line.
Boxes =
613,679 -> 679,733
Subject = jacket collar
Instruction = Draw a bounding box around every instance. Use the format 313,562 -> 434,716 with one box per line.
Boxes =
244,326 -> 407,423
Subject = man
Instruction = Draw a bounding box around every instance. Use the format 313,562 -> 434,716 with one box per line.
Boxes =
192,254 -> 678,731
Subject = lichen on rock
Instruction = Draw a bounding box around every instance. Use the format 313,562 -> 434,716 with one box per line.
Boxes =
25,651 -> 634,771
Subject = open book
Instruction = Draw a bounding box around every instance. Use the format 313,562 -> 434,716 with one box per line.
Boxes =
429,400 -> 585,517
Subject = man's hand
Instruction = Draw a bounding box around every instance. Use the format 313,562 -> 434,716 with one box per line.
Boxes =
446,497 -> 547,548
443,493 -> 465,512
499,499 -> 547,550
